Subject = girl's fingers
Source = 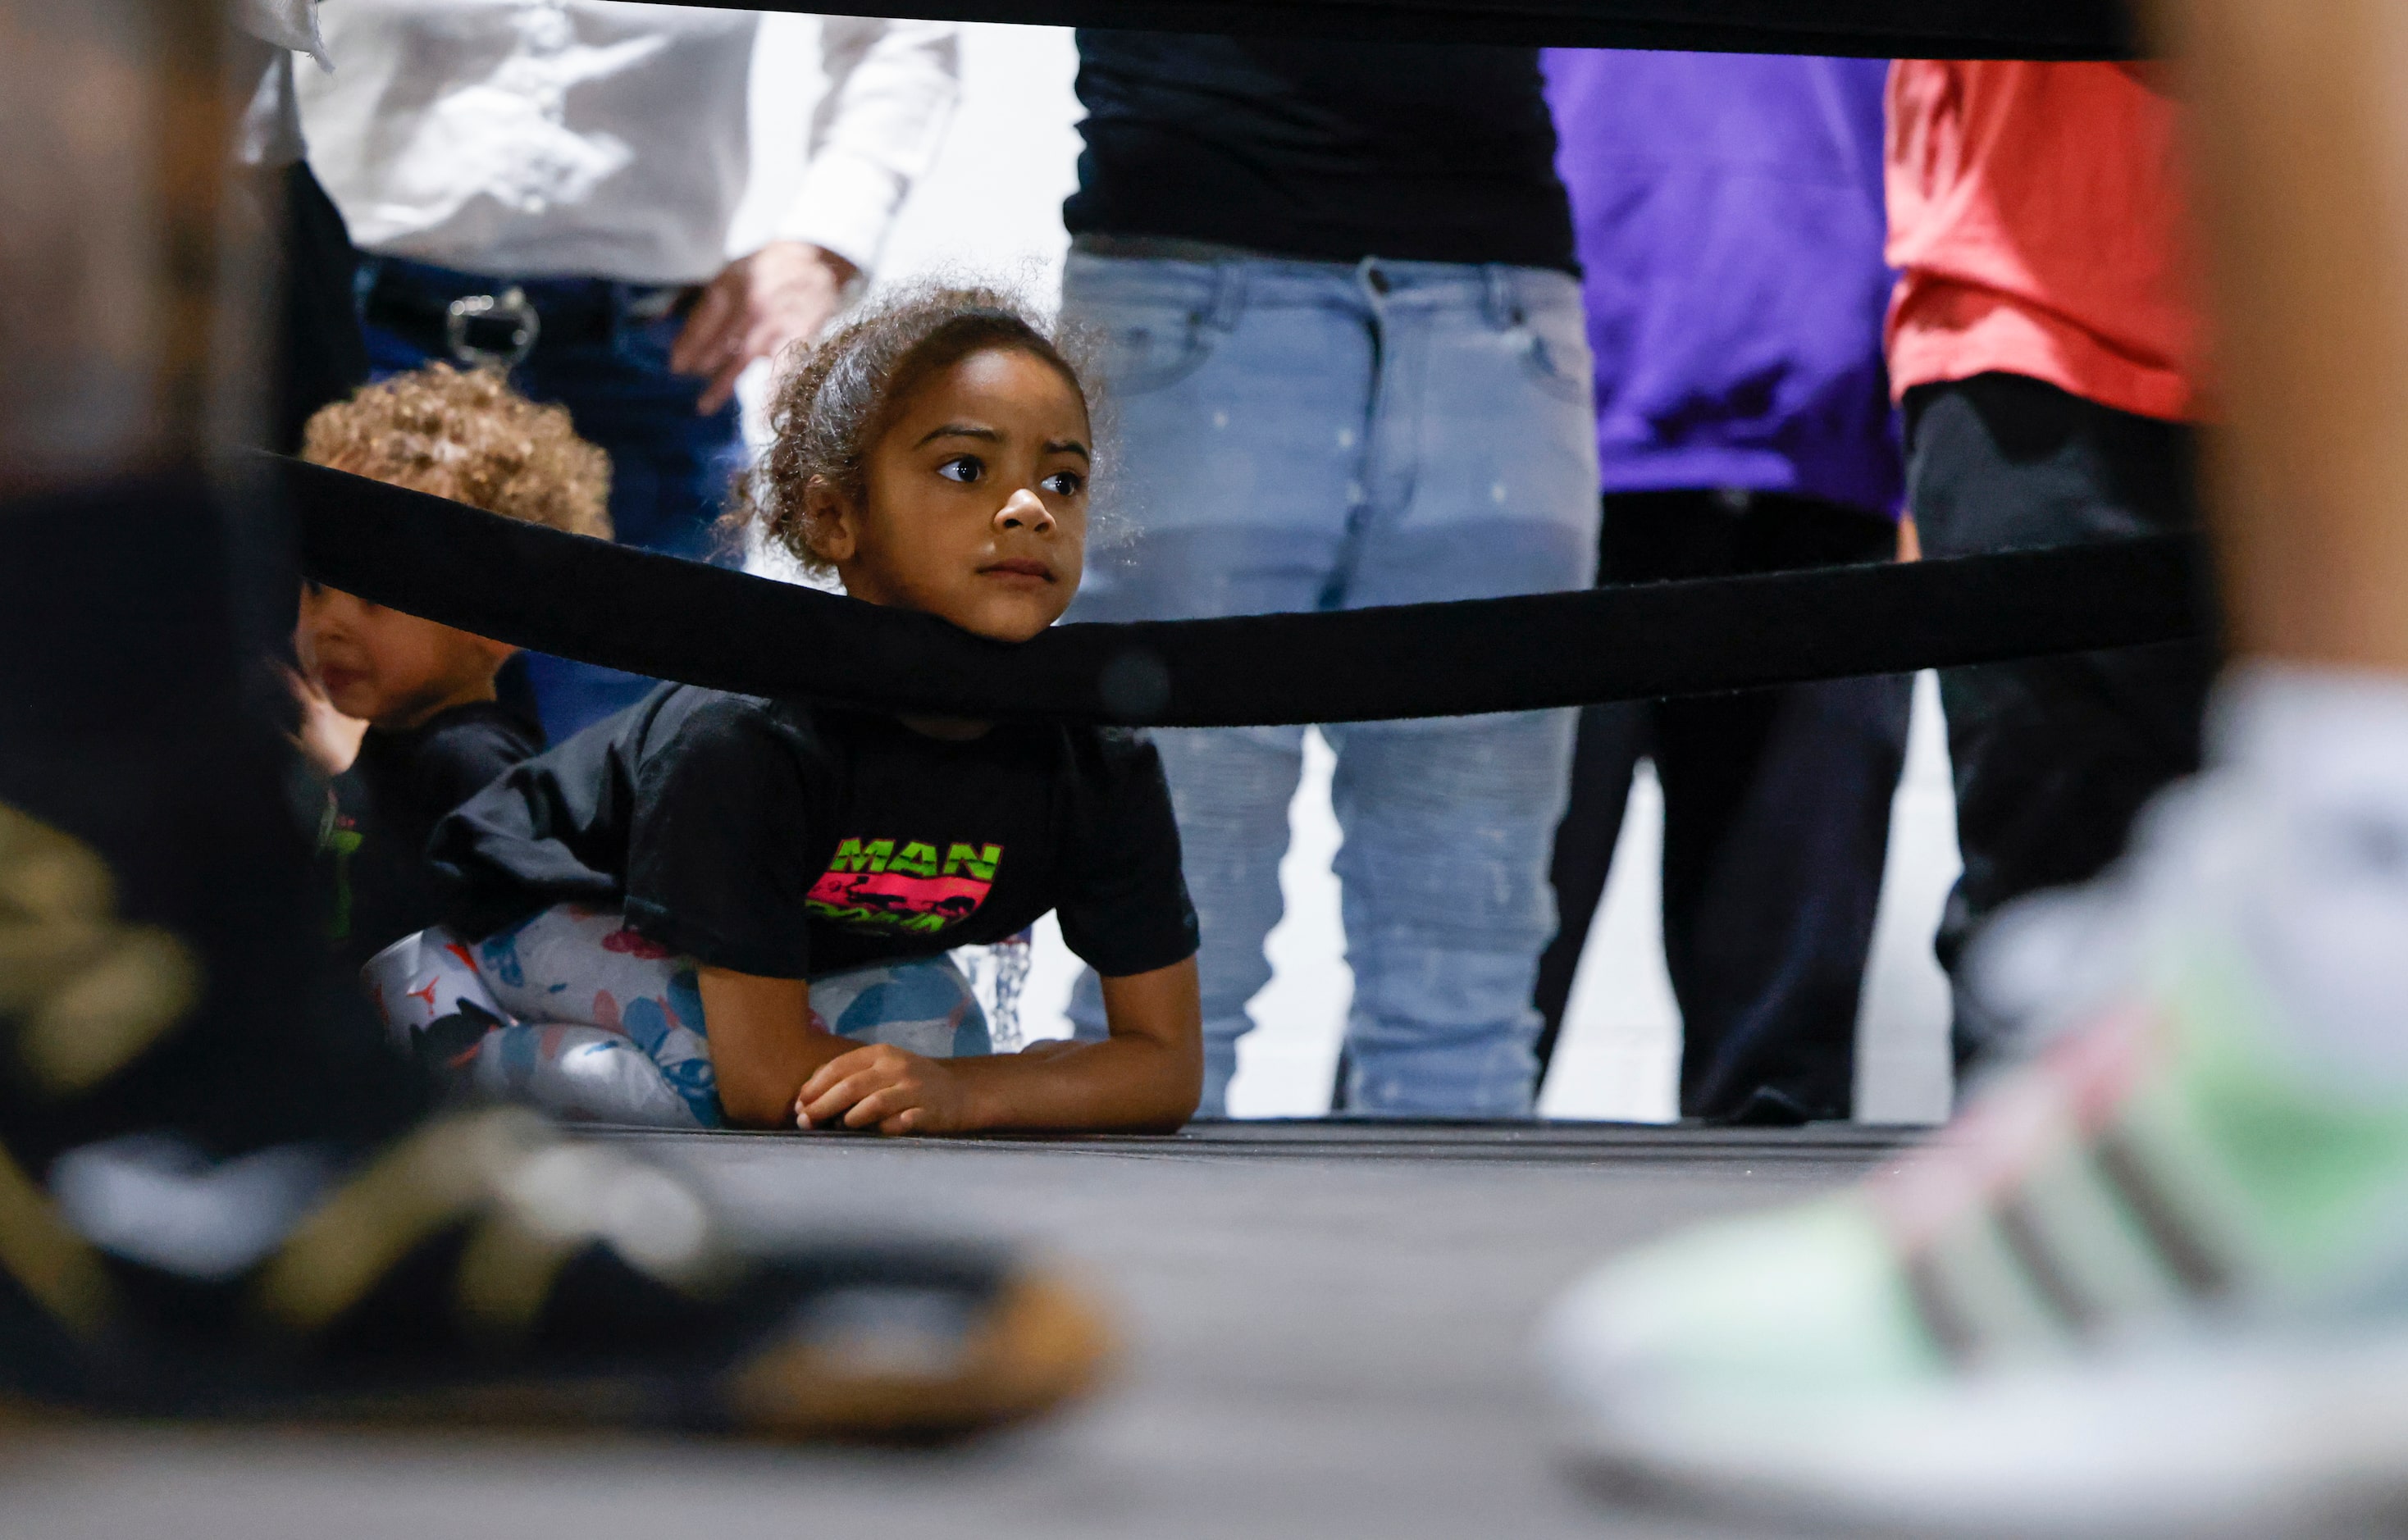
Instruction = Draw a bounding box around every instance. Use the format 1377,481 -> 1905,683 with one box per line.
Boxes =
796,1070 -> 873,1124
876,1108 -> 924,1137
795,1046 -> 882,1104
799,1076 -> 880,1126
799,1063 -> 905,1126
841,1084 -> 920,1129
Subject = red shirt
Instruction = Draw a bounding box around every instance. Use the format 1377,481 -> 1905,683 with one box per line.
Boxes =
1885,60 -> 2201,422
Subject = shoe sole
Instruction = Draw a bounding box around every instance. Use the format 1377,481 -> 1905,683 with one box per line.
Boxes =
1557,1325 -> 2408,1538
0,1269 -> 1114,1446
727,1269 -> 1118,1442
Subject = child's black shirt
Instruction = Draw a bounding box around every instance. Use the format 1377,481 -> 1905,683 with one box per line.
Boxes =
431,685 -> 1200,982
322,700 -> 544,975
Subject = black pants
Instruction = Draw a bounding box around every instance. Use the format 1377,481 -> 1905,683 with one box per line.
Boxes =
1904,373 -> 2218,1064
269,162 -> 370,455
1535,490 -> 1912,1124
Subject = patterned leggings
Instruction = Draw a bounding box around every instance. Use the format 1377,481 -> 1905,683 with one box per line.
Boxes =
367,904 -> 991,1129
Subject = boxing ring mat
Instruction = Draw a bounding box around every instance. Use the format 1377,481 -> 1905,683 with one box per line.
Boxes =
0,1120 -> 1912,1540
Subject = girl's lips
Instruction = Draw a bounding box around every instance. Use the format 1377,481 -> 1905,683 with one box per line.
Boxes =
979,559 -> 1055,582
316,665 -> 365,695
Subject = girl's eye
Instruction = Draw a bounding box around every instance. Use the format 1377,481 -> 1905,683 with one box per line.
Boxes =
936,455 -> 983,485
1041,470 -> 1085,497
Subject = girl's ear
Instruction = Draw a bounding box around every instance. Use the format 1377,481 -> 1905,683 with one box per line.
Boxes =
801,475 -> 859,565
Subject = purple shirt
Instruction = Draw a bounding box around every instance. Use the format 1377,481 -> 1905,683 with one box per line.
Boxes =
1543,50 -> 1902,516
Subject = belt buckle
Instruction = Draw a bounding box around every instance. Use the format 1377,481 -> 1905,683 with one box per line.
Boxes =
444,286 -> 540,369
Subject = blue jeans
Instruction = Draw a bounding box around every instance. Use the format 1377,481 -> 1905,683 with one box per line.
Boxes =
357,257 -> 747,741
1060,251 -> 1601,1115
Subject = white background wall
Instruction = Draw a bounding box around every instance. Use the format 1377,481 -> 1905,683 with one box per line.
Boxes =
740,17 -> 1959,1123
729,17 -> 1082,308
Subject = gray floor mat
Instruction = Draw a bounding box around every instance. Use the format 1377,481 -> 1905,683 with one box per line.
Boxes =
0,1123 -> 1914,1540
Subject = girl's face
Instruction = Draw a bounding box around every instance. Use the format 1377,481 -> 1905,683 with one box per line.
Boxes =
810,347 -> 1091,643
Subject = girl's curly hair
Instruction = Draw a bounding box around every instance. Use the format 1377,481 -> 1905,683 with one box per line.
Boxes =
731,282 -> 1098,575
301,362 -> 613,539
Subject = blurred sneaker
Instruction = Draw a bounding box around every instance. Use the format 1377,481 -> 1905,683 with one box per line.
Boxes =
1539,770 -> 2408,1537
2,1104 -> 1111,1440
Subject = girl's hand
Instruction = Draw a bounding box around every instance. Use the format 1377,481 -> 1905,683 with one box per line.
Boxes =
793,1043 -> 975,1136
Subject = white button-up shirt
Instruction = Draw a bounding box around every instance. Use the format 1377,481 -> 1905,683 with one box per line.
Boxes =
298,2 -> 959,285
235,0 -> 331,167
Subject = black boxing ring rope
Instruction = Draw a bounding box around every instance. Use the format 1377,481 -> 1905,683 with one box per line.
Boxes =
276,453 -> 2213,727
664,0 -> 2136,59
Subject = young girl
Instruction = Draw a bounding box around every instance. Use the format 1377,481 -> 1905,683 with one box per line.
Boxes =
399,286 -> 1203,1134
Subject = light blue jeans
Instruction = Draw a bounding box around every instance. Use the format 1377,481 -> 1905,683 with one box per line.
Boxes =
1060,251 -> 1601,1115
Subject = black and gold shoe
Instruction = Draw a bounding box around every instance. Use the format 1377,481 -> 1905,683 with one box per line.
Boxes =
0,1105 -> 1111,1441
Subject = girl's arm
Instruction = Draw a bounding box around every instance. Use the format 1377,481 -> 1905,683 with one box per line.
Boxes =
695,968 -> 860,1128
794,956 -> 1203,1136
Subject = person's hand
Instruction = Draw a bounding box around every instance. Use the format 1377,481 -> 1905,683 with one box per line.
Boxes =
793,1042 -> 974,1135
284,665 -> 367,777
669,240 -> 860,415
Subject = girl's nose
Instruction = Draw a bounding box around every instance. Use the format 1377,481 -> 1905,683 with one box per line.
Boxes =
994,487 -> 1056,535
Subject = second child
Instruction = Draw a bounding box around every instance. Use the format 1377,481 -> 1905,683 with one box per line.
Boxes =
294,364 -> 613,982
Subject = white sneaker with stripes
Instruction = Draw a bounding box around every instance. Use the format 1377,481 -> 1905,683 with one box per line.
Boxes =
1538,773 -> 2408,1537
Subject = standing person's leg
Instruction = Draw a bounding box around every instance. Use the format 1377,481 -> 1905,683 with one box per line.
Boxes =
1530,697 -> 1649,1071
1649,494 -> 1910,1124
1906,371 -> 2216,1062
1334,262 -> 1599,1115
1533,496 -> 1652,1074
1658,674 -> 1909,1123
268,162 -> 368,455
1114,723 -> 1304,1111
1539,6 -> 2408,1523
1533,488 -> 1909,1119
1057,254 -> 1364,1114
518,300 -> 746,739
1325,711 -> 1581,1113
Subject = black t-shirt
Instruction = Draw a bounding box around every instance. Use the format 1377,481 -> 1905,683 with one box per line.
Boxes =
431,686 -> 1200,982
322,700 -> 543,974
1063,32 -> 1577,272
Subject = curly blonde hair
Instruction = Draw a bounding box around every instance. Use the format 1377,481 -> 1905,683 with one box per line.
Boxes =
301,363 -> 612,539
731,283 -> 1098,576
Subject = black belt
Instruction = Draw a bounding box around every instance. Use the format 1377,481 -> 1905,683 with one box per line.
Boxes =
359,263 -> 692,369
